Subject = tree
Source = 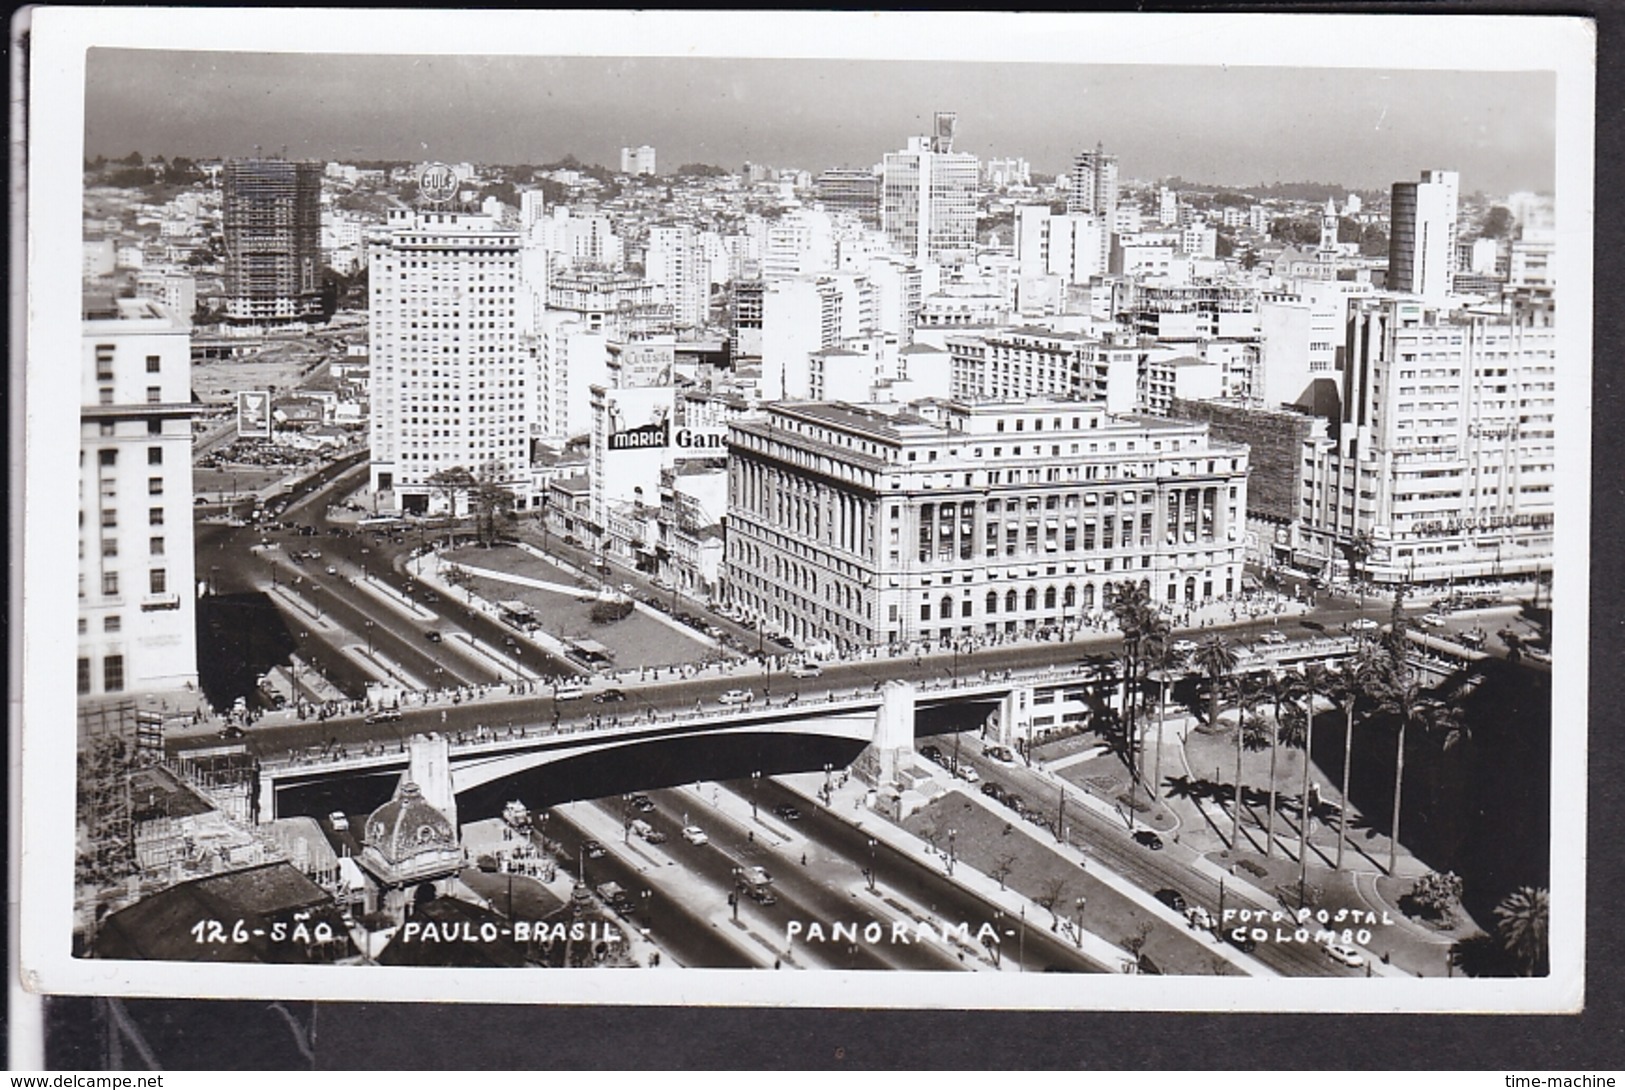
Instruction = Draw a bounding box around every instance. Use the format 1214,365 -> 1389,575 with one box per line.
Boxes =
1480,205 -> 1515,240
990,853 -> 1017,891
1192,635 -> 1239,844
1494,887 -> 1549,976
1143,634 -> 1182,811
1373,662 -> 1463,875
1407,870 -> 1464,921
472,461 -> 518,546
1330,644 -> 1383,870
1295,660 -> 1335,895
1036,876 -> 1072,929
425,465 -> 478,519
1110,581 -> 1161,796
1262,669 -> 1304,858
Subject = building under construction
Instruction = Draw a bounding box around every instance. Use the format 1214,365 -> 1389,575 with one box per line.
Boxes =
222,158 -> 325,326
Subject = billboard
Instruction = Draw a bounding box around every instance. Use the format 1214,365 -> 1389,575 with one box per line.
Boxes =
236,389 -> 271,438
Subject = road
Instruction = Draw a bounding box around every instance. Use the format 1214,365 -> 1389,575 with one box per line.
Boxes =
949,741 -> 1366,978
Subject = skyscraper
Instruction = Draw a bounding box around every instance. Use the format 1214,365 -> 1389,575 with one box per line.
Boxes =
221,159 -> 324,325
1066,144 -> 1119,273
881,114 -> 978,265
1388,169 -> 1459,302
368,206 -> 540,514
80,298 -> 199,699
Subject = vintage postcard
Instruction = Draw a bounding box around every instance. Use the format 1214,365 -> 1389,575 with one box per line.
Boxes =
17,9 -> 1593,1011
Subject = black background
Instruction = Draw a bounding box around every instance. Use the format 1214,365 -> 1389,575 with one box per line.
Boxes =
17,0 -> 1625,1070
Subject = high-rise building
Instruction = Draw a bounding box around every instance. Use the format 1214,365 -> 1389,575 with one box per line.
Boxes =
724,399 -> 1249,652
1067,144 -> 1119,273
221,159 -> 325,325
368,209 -> 539,514
645,224 -> 711,329
1388,169 -> 1459,302
1297,294 -> 1555,583
881,118 -> 979,265
79,298 -> 200,699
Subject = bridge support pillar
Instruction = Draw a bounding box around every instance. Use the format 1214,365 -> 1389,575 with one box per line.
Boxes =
257,770 -> 278,824
994,684 -> 1035,753
407,733 -> 458,831
858,679 -> 917,786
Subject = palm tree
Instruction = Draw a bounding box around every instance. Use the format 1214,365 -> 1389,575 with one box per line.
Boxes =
1494,886 -> 1550,976
1345,530 -> 1374,612
1261,668 -> 1306,858
1110,582 -> 1162,795
1295,660 -> 1335,897
1192,634 -> 1239,846
1330,644 -> 1382,870
1142,633 -> 1182,813
1373,662 -> 1462,875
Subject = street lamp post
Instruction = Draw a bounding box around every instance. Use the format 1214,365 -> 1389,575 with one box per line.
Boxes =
364,620 -> 375,656
947,828 -> 957,876
866,837 -> 877,892
622,794 -> 633,844
750,771 -> 761,821
1074,897 -> 1087,948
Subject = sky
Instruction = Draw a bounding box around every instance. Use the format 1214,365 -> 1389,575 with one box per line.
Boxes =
84,50 -> 1556,195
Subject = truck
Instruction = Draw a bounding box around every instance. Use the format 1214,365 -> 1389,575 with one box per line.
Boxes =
502,800 -> 531,831
737,865 -> 777,906
595,881 -> 635,916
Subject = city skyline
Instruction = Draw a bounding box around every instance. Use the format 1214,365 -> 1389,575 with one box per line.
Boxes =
84,52 -> 1556,196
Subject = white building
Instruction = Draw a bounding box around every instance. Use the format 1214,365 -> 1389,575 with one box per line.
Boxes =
725,399 -> 1250,651
881,128 -> 979,265
1014,206 -> 1105,286
1298,294 -> 1556,584
645,224 -> 711,329
620,146 -> 657,177
1388,169 -> 1459,302
368,209 -> 540,513
80,298 -> 200,698
1067,145 -> 1119,272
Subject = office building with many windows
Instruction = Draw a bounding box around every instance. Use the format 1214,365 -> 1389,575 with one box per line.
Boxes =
725,399 -> 1248,652
368,209 -> 538,513
79,298 -> 199,699
221,159 -> 325,326
881,122 -> 979,265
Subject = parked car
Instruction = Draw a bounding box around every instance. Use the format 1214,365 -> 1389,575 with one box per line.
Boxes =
1154,888 -> 1188,913
954,764 -> 981,783
1005,795 -> 1029,815
218,725 -> 247,739
643,829 -> 668,844
1225,928 -> 1258,954
786,661 -> 824,679
919,744 -> 944,763
1172,639 -> 1199,655
983,744 -> 1016,763
1323,941 -> 1366,968
364,709 -> 402,724
681,825 -> 709,846
772,804 -> 802,822
1260,630 -> 1289,645
1133,830 -> 1165,850
1187,906 -> 1215,930
718,689 -> 754,706
594,688 -> 627,703
981,782 -> 1008,802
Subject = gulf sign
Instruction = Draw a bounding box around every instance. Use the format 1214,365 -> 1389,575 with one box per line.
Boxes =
418,162 -> 459,203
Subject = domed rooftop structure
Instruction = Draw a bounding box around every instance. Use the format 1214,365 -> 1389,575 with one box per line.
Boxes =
363,781 -> 456,867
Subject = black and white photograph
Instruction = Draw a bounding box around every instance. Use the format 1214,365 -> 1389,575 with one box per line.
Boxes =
17,9 -> 1594,1014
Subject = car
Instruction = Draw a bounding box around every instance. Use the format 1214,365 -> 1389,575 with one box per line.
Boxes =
325,566 -> 338,576
1224,929 -> 1258,954
593,688 -> 627,703
582,839 -> 607,859
681,825 -> 709,846
1349,618 -> 1380,631
1187,906 -> 1215,930
1420,613 -> 1447,628
919,744 -> 944,763
1133,830 -> 1165,850
981,782 -> 1008,802
364,709 -> 402,724
1171,639 -> 1199,655
1005,795 -> 1029,815
786,661 -> 823,679
503,636 -> 520,648
772,804 -> 802,822
1323,941 -> 1366,968
718,689 -> 754,705
218,725 -> 247,739
553,685 -> 585,701
1154,888 -> 1188,913
307,548 -> 321,560
630,794 -> 656,813
620,583 -> 635,594
643,829 -> 668,844
328,811 -> 349,832
1260,630 -> 1289,645
425,630 -> 443,643
954,764 -> 981,784
983,744 -> 1016,763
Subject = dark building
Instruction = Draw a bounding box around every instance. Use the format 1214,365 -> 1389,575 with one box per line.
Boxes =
222,159 -> 325,325
814,168 -> 881,225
